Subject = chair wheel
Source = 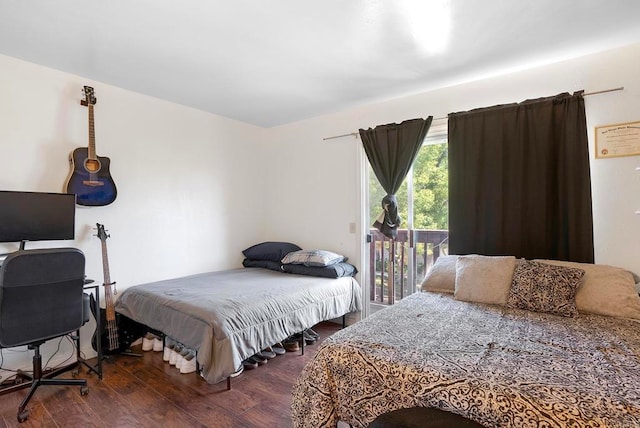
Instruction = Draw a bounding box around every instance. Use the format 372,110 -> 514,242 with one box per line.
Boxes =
17,410 -> 29,423
80,386 -> 89,396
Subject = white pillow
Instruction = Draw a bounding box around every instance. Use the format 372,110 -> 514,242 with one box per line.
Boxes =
534,259 -> 640,320
421,255 -> 458,293
454,255 -> 517,305
281,249 -> 345,267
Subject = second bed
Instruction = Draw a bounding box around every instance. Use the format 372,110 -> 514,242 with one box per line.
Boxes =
114,267 -> 362,384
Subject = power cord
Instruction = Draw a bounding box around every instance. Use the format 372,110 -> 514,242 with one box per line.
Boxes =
43,336 -> 65,371
47,335 -> 81,371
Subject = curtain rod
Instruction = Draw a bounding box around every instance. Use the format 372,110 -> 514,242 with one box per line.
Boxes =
583,86 -> 624,96
322,86 -> 624,141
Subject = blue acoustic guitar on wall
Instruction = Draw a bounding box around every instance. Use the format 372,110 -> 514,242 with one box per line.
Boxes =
65,86 -> 117,206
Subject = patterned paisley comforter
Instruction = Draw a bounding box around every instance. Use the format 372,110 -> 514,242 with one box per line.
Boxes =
291,292 -> 640,427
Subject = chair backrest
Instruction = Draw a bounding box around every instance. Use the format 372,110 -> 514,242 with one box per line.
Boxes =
0,248 -> 86,348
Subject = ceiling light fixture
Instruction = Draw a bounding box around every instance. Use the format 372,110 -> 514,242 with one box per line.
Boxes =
399,0 -> 451,54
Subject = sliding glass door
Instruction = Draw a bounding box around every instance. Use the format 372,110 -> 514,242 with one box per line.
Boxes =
366,134 -> 448,311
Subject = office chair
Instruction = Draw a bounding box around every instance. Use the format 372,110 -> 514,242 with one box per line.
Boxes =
0,248 -> 90,423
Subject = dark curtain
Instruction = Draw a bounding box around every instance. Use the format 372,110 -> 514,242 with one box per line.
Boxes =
448,92 -> 594,263
359,117 -> 433,239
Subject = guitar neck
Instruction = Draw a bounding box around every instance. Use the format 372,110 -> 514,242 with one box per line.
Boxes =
101,238 -> 116,321
88,104 -> 97,160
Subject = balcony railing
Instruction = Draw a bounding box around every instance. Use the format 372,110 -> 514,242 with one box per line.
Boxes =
368,228 -> 449,305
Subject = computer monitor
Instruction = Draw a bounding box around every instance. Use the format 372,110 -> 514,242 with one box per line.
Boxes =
0,191 -> 76,248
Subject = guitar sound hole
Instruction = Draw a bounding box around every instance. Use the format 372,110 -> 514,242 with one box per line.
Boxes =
84,158 -> 101,173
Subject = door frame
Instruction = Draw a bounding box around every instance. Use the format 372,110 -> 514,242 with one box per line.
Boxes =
359,118 -> 448,318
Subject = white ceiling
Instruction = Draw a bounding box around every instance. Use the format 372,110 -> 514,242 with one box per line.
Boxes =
2,1 -> 640,127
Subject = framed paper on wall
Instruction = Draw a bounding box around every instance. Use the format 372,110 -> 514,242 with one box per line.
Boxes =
595,120 -> 640,159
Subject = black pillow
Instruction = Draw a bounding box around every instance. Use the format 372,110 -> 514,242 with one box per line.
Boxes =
242,258 -> 283,272
241,242 -> 302,262
281,262 -> 358,278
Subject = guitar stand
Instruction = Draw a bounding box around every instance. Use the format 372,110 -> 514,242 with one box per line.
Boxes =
119,349 -> 142,357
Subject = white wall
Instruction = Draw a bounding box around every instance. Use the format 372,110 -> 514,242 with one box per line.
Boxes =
262,43 -> 640,278
2,43 -> 639,381
0,53 -> 264,378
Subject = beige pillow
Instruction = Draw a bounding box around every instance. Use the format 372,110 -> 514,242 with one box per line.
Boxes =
454,255 -> 517,305
421,255 -> 458,293
535,259 -> 640,320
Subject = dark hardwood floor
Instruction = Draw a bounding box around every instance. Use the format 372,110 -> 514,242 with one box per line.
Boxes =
0,322 -> 347,428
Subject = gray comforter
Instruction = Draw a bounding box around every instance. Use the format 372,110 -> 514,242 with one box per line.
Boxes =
292,292 -> 640,427
114,268 -> 362,384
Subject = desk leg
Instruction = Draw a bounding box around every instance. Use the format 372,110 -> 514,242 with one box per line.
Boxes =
82,285 -> 103,380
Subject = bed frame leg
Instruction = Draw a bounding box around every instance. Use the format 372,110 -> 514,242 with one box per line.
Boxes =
342,315 -> 346,328
227,376 -> 231,390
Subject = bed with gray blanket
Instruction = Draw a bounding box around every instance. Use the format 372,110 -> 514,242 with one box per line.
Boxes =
114,268 -> 362,384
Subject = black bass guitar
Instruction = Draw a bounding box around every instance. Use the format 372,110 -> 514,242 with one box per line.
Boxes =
91,223 -> 143,355
65,86 -> 117,206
